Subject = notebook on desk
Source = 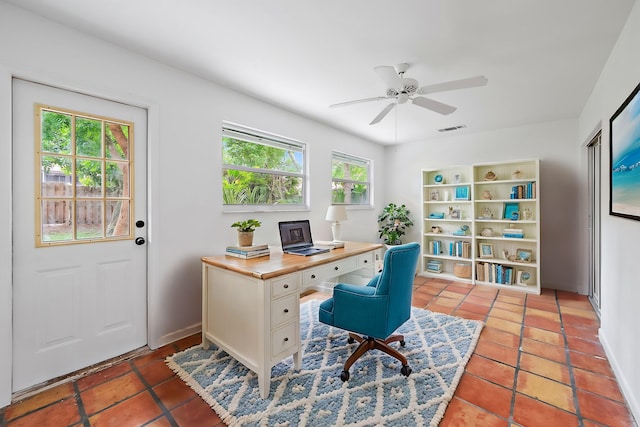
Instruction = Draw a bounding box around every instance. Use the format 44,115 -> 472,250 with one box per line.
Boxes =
278,220 -> 331,256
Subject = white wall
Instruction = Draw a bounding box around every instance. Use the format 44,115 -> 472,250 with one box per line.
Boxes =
579,2 -> 640,421
383,119 -> 583,292
0,3 -> 384,407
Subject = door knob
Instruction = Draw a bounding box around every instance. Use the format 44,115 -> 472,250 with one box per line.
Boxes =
135,237 -> 146,245
136,220 -> 145,228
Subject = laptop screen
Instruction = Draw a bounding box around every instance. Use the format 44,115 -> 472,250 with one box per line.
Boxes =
279,220 -> 314,251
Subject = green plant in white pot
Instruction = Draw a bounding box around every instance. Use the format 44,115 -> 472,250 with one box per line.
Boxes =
231,219 -> 262,247
377,203 -> 414,245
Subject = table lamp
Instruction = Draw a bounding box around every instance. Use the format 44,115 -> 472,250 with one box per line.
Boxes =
325,205 -> 348,242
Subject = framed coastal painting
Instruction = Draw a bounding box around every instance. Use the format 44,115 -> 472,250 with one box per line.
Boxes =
610,81 -> 640,221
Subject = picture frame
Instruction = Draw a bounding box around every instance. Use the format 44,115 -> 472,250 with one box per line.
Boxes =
479,243 -> 494,258
430,191 -> 439,201
455,186 -> 470,200
516,270 -> 531,286
503,202 -> 520,220
453,173 -> 462,184
515,248 -> 532,262
610,81 -> 640,221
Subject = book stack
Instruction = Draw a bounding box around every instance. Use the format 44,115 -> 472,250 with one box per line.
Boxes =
448,241 -> 471,258
426,260 -> 443,273
510,182 -> 536,199
476,262 -> 514,285
225,244 -> 270,259
502,228 -> 524,238
428,240 -> 443,255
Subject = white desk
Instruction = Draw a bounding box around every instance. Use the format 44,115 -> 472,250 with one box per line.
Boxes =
201,241 -> 382,398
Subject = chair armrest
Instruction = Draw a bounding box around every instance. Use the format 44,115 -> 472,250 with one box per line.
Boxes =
334,282 -> 376,296
366,274 -> 381,288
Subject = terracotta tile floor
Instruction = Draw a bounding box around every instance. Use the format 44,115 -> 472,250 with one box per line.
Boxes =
1,278 -> 637,426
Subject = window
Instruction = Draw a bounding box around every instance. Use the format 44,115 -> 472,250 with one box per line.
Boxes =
331,151 -> 370,205
36,105 -> 133,246
222,123 -> 306,209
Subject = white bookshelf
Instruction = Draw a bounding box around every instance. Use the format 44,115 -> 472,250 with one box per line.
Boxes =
421,159 -> 541,294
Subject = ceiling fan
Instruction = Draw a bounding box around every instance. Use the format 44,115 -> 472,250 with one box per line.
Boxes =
329,63 -> 488,125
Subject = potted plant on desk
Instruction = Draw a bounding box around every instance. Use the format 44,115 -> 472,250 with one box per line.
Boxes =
377,203 -> 414,246
231,219 -> 262,247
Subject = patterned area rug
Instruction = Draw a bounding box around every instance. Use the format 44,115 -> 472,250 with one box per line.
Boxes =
166,300 -> 483,426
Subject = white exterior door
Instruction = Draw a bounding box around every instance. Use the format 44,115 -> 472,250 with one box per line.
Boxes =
12,79 -> 148,392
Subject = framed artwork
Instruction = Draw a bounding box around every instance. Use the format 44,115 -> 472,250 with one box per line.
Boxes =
479,243 -> 494,258
430,191 -> 439,201
503,202 -> 520,220
610,81 -> 640,221
455,186 -> 470,200
516,248 -> 532,262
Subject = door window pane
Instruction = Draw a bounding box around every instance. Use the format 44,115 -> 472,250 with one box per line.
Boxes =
41,110 -> 71,154
76,200 -> 103,239
40,199 -> 73,242
75,117 -> 102,157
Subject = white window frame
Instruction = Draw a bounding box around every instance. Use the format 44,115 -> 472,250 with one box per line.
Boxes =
331,151 -> 372,207
222,122 -> 308,212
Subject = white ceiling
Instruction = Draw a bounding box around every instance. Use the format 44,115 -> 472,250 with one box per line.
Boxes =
5,0 -> 636,145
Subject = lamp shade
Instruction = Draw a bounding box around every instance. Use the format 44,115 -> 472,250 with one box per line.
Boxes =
325,205 -> 348,222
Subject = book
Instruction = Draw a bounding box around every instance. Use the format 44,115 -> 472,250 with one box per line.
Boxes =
226,244 -> 268,252
225,248 -> 270,259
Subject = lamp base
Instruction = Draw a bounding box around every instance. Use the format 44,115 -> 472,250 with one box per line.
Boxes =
331,222 -> 342,242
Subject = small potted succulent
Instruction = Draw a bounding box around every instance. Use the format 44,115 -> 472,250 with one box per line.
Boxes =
377,203 -> 414,246
231,219 -> 262,246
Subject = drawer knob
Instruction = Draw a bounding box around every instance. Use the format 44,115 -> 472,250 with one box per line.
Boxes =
334,266 -> 339,271
284,308 -> 289,313
284,337 -> 289,342
284,284 -> 289,289
311,274 -> 316,279
363,259 -> 368,263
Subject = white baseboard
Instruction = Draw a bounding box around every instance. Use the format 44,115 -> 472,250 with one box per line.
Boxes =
599,327 -> 640,425
154,322 -> 202,349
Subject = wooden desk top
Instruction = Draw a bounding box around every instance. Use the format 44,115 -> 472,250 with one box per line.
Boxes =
202,241 -> 382,280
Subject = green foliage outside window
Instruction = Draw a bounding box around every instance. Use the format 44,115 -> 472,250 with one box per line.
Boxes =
331,153 -> 370,205
222,135 -> 304,205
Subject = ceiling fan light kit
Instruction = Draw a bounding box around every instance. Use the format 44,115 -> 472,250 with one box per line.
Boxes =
330,63 -> 488,125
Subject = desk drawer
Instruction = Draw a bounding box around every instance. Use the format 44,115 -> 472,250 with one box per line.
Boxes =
302,257 -> 358,286
271,273 -> 300,298
271,322 -> 297,358
357,252 -> 375,269
271,294 -> 298,327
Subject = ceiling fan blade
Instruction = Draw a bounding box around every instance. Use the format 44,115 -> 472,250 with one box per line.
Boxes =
374,66 -> 404,91
417,76 -> 488,95
412,96 -> 457,115
369,102 -> 396,125
329,96 -> 388,108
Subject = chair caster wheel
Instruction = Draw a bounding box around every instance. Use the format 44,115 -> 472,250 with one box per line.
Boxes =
400,340 -> 406,347
347,337 -> 355,344
340,370 -> 350,381
401,365 -> 412,377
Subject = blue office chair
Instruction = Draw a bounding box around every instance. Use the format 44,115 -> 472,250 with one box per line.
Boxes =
319,242 -> 420,381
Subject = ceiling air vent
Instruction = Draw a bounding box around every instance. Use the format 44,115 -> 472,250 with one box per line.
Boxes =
438,124 -> 467,133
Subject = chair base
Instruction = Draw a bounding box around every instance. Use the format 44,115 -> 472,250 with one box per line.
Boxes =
340,333 -> 412,381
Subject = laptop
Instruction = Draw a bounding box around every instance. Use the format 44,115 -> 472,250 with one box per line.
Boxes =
278,220 -> 331,256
